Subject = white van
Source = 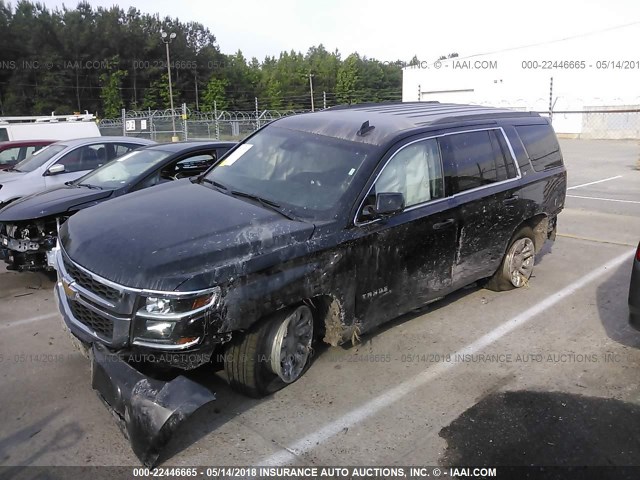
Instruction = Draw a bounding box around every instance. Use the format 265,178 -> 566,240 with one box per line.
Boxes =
0,113 -> 101,141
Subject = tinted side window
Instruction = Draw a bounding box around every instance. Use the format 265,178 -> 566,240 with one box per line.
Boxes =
0,146 -> 46,164
0,129 -> 8,141
57,144 -> 108,173
440,131 -> 499,193
0,147 -> 21,164
489,130 -> 517,181
56,148 -> 83,172
216,147 -> 231,159
170,153 -> 217,178
515,124 -> 563,172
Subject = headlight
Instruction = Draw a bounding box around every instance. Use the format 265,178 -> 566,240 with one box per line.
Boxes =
137,288 -> 220,319
133,287 -> 220,348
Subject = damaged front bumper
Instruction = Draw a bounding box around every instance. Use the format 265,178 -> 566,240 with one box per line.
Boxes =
90,342 -> 216,466
55,285 -> 217,466
0,232 -> 57,271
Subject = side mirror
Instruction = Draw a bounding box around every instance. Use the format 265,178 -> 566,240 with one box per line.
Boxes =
47,164 -> 65,175
375,192 -> 405,216
362,192 -> 405,219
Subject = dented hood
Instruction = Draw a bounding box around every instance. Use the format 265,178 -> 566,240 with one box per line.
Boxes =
60,180 -> 315,291
0,186 -> 113,221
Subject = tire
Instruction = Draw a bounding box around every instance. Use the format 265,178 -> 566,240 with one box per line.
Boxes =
485,226 -> 536,292
223,305 -> 314,398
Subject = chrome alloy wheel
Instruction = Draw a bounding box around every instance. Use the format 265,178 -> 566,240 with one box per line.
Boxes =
270,305 -> 314,383
506,237 -> 535,287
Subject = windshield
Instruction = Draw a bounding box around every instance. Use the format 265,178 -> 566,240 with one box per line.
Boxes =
204,126 -> 372,219
76,149 -> 171,189
13,144 -> 66,172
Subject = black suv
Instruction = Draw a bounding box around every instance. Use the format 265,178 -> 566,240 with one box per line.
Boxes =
54,103 -> 566,463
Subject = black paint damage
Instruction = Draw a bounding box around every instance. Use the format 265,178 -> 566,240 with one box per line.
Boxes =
54,104 -> 567,465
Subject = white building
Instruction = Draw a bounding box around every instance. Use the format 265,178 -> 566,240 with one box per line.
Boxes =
402,24 -> 640,138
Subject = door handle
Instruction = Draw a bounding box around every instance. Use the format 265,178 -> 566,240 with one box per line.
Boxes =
433,218 -> 455,230
503,195 -> 519,205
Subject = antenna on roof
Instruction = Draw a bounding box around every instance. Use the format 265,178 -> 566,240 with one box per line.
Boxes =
357,120 -> 375,136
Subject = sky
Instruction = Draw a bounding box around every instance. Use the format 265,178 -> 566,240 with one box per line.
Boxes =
37,0 -> 640,62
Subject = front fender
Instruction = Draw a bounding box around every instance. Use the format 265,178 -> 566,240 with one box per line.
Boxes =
219,248 -> 356,333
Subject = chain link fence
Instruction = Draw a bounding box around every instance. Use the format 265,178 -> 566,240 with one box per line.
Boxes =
549,107 -> 640,140
98,105 -> 307,142
472,95 -> 640,139
99,104 -> 640,141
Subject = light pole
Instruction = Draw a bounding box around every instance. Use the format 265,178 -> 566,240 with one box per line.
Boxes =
161,31 -> 179,142
307,72 -> 315,112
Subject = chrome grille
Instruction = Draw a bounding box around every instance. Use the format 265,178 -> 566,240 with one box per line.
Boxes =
58,248 -> 135,348
62,256 -> 121,302
68,300 -> 114,339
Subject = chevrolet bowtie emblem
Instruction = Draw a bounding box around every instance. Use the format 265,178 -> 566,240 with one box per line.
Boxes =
62,279 -> 77,300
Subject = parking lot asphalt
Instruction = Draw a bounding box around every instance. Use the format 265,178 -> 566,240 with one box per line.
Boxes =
0,139 -> 639,472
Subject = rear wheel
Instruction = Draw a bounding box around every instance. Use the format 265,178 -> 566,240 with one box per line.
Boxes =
224,305 -> 314,398
485,227 -> 536,291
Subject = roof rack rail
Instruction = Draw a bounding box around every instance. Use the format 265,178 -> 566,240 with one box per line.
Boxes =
0,112 -> 96,124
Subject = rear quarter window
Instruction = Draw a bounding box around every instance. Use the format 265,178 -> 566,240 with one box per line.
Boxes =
0,128 -> 8,141
515,124 -> 563,172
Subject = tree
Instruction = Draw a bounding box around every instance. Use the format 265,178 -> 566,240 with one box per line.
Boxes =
303,45 -> 340,107
224,50 -> 256,110
0,2 -> 404,115
142,73 -> 181,110
201,77 -> 227,111
336,54 -> 360,104
358,58 -> 384,102
437,52 -> 459,61
99,67 -> 128,118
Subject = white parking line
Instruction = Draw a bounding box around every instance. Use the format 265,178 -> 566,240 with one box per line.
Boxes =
259,249 -> 634,466
0,312 -> 58,329
567,195 -> 640,205
567,175 -> 622,190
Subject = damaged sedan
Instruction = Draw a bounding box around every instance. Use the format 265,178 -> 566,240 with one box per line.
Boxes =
0,136 -> 155,209
54,102 -> 567,465
0,141 -> 235,271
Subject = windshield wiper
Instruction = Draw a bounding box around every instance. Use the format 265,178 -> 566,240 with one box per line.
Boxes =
230,190 -> 298,221
5,167 -> 21,172
201,178 -> 229,193
77,183 -> 103,190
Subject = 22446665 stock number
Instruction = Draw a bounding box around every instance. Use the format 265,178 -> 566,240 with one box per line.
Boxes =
132,467 -> 199,477
521,60 -> 640,70
132,467 -> 261,477
522,60 -> 587,69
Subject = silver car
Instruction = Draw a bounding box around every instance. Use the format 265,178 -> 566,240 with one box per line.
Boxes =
0,136 -> 155,207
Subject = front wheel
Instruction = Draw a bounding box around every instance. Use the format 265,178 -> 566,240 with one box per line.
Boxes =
223,305 -> 314,398
485,227 -> 536,291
